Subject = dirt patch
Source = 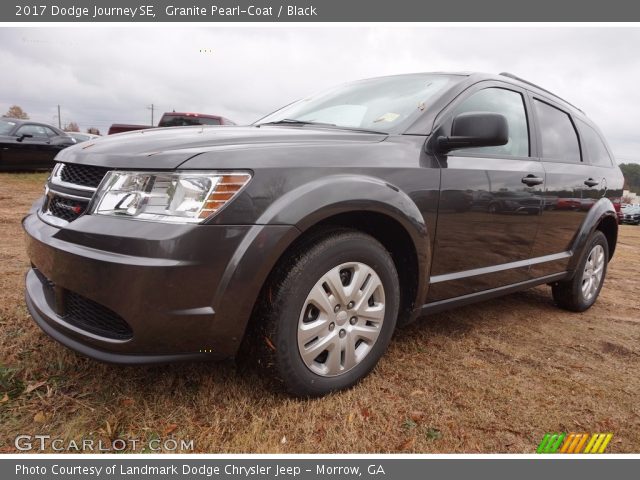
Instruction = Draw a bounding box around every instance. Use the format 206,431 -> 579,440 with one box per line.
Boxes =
0,172 -> 639,453
600,341 -> 638,358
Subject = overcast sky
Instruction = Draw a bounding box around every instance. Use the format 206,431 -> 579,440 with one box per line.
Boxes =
0,26 -> 638,163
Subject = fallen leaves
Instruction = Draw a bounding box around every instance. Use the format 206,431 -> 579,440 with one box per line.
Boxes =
409,411 -> 425,422
162,424 -> 178,436
33,411 -> 47,424
397,437 -> 415,451
25,380 -> 47,394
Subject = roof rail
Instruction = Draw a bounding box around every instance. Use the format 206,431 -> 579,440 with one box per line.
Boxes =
498,72 -> 584,114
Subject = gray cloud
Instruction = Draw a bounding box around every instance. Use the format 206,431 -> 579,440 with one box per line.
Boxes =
0,26 -> 638,163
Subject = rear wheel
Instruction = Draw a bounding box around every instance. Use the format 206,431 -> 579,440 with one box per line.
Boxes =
552,230 -> 609,312
255,229 -> 400,397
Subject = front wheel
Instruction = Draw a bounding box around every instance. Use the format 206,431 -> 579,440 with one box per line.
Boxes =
256,229 -> 400,397
552,230 -> 609,312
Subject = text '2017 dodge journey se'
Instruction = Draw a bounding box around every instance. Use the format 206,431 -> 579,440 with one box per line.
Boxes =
24,72 -> 624,396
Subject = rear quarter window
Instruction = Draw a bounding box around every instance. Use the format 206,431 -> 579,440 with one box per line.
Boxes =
577,119 -> 614,167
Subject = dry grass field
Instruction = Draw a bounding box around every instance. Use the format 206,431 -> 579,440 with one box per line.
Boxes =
0,172 -> 638,453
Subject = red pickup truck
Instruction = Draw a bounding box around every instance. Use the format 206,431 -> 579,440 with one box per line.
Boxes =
108,112 -> 236,135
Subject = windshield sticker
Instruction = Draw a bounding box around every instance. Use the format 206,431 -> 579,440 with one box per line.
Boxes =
373,112 -> 400,123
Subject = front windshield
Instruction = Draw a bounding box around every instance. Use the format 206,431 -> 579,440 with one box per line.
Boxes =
0,119 -> 16,135
255,74 -> 462,134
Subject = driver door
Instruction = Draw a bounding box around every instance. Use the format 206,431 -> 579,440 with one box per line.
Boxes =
427,84 -> 544,302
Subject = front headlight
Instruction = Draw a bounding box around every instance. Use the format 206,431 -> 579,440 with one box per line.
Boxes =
91,171 -> 251,224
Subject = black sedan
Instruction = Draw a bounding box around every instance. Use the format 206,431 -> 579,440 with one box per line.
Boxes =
0,118 -> 76,171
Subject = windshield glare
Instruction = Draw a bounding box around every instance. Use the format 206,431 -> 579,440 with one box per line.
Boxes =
256,74 -> 460,133
0,120 -> 16,135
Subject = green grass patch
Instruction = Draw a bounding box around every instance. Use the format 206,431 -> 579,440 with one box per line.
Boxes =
0,365 -> 25,400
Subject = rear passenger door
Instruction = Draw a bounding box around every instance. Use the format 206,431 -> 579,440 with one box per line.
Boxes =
528,97 -> 591,278
576,118 -> 618,206
427,83 -> 544,302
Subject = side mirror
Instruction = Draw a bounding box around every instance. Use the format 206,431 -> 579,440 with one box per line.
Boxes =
437,112 -> 509,153
16,133 -> 33,142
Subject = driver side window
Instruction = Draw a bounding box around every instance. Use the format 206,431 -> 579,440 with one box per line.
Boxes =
452,88 -> 529,157
16,124 -> 48,139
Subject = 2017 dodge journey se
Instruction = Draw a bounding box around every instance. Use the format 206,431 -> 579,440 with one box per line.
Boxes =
24,72 -> 624,396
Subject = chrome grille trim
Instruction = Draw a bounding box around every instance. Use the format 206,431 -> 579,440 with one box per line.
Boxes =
50,163 -> 99,192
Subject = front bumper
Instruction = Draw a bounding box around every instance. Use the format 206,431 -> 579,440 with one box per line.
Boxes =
23,206 -> 298,363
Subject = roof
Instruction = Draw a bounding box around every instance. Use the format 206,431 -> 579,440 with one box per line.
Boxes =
0,117 -> 67,133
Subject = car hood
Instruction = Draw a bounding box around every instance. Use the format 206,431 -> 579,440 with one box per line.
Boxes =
55,125 -> 387,169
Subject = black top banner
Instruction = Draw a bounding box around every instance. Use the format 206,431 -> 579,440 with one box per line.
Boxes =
3,0 -> 640,22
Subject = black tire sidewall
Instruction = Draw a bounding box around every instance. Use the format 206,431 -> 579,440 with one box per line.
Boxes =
274,233 -> 399,396
571,230 -> 609,311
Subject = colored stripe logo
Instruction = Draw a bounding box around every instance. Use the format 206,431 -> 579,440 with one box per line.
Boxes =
537,433 -> 613,453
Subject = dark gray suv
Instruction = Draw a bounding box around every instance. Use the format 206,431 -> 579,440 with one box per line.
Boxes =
24,72 -> 624,396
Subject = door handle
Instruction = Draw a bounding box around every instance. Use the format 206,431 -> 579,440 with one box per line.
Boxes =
521,174 -> 544,186
584,178 -> 600,187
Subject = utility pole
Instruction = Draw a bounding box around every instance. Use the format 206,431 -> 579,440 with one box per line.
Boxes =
57,105 -> 61,129
147,104 -> 155,126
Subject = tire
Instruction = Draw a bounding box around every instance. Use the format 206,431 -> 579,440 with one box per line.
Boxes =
253,228 -> 400,397
552,230 -> 609,312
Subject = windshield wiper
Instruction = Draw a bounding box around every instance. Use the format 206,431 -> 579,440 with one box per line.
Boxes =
257,118 -> 386,134
258,118 -> 337,127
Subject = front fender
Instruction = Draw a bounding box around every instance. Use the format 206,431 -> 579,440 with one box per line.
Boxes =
567,197 -> 618,273
215,175 -> 432,355
257,175 -> 430,291
258,174 -> 426,233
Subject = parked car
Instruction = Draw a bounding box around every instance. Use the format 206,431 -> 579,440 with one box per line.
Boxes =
66,132 -> 101,143
23,72 -> 624,397
621,205 -> 640,225
0,119 -> 75,171
108,112 -> 236,135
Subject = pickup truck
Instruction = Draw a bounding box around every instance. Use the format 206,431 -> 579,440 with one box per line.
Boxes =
108,112 -> 235,135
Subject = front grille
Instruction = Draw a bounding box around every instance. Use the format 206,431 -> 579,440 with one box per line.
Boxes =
34,269 -> 133,341
60,163 -> 109,189
47,194 -> 89,223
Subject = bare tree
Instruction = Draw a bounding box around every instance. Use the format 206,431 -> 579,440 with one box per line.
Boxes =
86,127 -> 101,135
3,105 -> 29,119
63,121 -> 80,132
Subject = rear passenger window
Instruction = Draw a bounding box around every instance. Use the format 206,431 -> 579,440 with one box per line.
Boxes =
533,100 -> 581,163
452,88 -> 529,157
577,119 -> 613,167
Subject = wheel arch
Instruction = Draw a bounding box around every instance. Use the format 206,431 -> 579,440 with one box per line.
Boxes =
568,197 -> 618,274
220,177 -> 432,357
